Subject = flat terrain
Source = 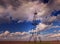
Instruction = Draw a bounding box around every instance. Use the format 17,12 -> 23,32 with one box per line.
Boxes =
0,41 -> 60,44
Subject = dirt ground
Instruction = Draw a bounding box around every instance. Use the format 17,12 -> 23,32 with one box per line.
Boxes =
0,41 -> 60,44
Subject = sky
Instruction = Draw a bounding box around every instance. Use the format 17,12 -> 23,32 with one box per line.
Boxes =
0,0 -> 60,41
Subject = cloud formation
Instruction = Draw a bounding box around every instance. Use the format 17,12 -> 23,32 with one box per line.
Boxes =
0,0 -> 60,41
0,0 -> 60,23
0,0 -> 50,22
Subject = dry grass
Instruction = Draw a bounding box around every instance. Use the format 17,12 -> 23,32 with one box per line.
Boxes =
0,41 -> 60,44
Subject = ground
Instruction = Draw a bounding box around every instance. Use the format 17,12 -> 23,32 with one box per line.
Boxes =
0,41 -> 60,44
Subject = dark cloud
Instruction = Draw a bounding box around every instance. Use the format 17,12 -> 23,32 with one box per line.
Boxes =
9,0 -> 21,10
0,0 -> 21,10
0,0 -> 60,24
32,0 -> 37,1
0,0 -> 7,8
0,16 -> 10,24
